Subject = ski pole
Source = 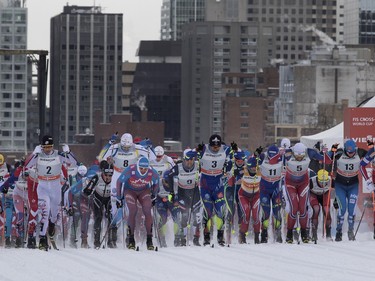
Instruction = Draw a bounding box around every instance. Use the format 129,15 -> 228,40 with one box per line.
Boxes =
99,207 -> 120,248
354,205 -> 366,239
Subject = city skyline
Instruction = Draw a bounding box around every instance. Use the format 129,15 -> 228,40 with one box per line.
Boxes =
27,0 -> 162,62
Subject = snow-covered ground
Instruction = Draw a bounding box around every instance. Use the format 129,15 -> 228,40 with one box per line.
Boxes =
1,230 -> 375,281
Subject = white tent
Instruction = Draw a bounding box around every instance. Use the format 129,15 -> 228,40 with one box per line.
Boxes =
300,96 -> 375,148
300,122 -> 343,148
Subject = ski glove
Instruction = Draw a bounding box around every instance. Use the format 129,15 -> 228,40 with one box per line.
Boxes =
254,146 -> 263,157
83,186 -> 93,196
331,143 -> 339,153
1,186 -> 8,194
62,144 -> 70,153
196,142 -> 204,153
66,207 -> 74,216
230,142 -> 238,152
151,194 -> 156,206
365,179 -> 375,192
116,198 -> 123,209
33,145 -> 42,155
109,133 -> 118,145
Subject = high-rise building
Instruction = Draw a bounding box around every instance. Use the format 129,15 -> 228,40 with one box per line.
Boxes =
344,0 -> 375,44
161,0 -> 205,40
180,21 -> 272,147
50,5 -> 122,144
247,0 -> 339,64
0,0 -> 28,152
131,40 -> 181,141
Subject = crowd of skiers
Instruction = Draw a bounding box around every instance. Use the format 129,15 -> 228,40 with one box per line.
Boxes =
0,132 -> 374,251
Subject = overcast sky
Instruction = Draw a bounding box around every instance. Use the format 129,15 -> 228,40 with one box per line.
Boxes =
26,0 -> 163,62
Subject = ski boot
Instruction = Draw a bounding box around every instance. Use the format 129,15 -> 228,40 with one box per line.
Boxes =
286,229 -> 293,244
48,221 -> 55,237
174,236 -> 181,247
127,235 -> 136,250
107,226 -> 117,248
146,235 -> 154,250
254,232 -> 260,244
238,232 -> 246,244
193,235 -> 201,246
373,225 -> 375,240
301,228 -> 309,243
0,235 -> 3,246
39,235 -> 48,251
5,236 -> 11,248
203,232 -> 211,246
326,226 -> 332,240
81,237 -> 89,248
217,230 -> 225,246
348,229 -> 355,241
335,230 -> 342,242
260,228 -> 268,243
27,236 -> 36,249
15,236 -> 23,248
180,236 -> 187,246
275,228 -> 283,243
311,227 -> 318,243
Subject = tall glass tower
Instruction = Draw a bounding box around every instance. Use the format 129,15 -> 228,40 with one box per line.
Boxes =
161,0 -> 205,40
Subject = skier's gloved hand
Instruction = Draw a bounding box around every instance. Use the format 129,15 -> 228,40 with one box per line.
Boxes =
116,198 -> 123,209
331,143 -> 339,153
254,146 -> 263,157
230,142 -> 238,152
367,139 -> 374,148
151,194 -> 156,206
168,192 -> 175,202
196,142 -> 204,153
33,145 -> 42,155
83,186 -> 93,196
62,144 -> 70,153
109,133 -> 118,145
0,205 -> 3,214
365,179 -> 375,192
333,198 -> 339,210
1,186 -> 8,194
66,207 -> 74,216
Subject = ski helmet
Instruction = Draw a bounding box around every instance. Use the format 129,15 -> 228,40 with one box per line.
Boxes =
154,146 -> 165,157
77,165 -> 88,176
41,135 -> 53,146
120,133 -> 133,147
234,151 -> 245,160
267,145 -> 279,159
183,149 -> 196,160
280,138 -> 291,148
344,139 -> 356,153
100,160 -> 113,175
209,134 -> 222,147
292,143 -> 306,156
317,169 -> 329,187
0,154 -> 4,165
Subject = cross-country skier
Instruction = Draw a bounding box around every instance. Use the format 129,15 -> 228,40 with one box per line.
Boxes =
329,139 -> 367,241
195,134 -> 235,246
25,135 -> 77,251
150,146 -> 176,247
101,133 -> 150,248
164,149 -> 202,246
116,157 -> 159,250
